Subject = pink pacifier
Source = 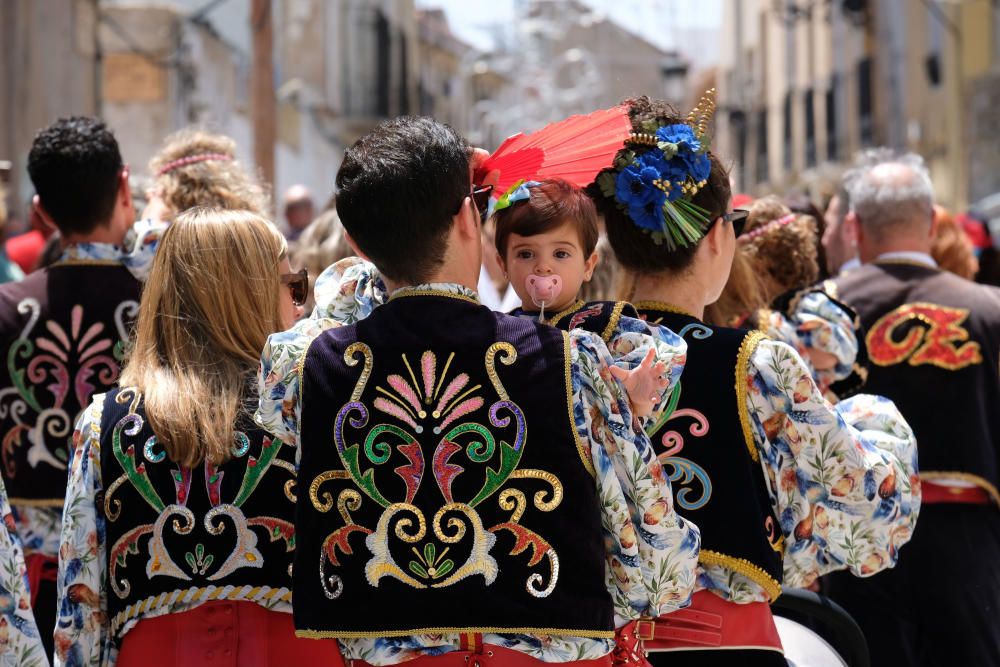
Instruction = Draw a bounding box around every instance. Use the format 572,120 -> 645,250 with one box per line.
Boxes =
525,274 -> 563,318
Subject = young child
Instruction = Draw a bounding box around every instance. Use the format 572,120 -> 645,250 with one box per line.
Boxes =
492,178 -> 642,342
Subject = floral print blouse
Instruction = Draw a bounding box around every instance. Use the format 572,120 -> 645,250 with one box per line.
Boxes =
756,290 -> 859,393
0,478 -> 46,666
253,260 -> 700,665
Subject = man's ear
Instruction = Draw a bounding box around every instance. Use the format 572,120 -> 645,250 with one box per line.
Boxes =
454,198 -> 480,242
344,231 -> 371,261
583,250 -> 600,281
845,211 -> 860,248
119,166 -> 133,208
32,195 -> 58,233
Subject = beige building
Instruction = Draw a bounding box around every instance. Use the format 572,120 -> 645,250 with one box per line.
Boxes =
0,0 -> 419,221
716,0 -> 1000,210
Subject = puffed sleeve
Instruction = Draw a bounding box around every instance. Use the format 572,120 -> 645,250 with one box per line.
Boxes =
746,339 -> 920,588
570,329 -> 700,620
758,291 -> 859,391
54,396 -> 113,667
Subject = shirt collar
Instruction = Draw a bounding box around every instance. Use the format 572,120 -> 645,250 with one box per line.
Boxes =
389,283 -> 481,305
874,251 -> 938,268
56,219 -> 165,281
838,257 -> 862,274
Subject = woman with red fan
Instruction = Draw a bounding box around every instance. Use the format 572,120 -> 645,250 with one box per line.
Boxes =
583,94 -> 920,667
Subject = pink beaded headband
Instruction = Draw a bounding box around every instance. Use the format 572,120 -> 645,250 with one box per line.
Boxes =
156,153 -> 233,176
738,213 -> 797,245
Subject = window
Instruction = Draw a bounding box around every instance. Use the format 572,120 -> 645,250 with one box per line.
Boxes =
826,75 -> 838,161
375,10 -> 390,117
804,88 -> 816,167
783,91 -> 793,171
858,57 -> 873,146
757,108 -> 769,184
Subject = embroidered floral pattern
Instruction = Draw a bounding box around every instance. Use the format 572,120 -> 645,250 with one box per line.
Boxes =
314,345 -> 561,600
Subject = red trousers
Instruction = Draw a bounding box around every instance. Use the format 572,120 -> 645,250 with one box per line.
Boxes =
116,601 -> 344,667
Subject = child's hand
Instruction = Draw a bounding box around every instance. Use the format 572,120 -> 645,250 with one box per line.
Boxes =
609,348 -> 668,419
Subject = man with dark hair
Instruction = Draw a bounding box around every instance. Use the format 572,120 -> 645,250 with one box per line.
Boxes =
256,116 -> 700,665
825,151 -> 1000,666
0,117 -> 161,659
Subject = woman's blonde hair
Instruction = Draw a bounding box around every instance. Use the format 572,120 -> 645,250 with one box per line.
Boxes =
148,129 -> 270,218
120,208 -> 287,467
742,196 -> 819,296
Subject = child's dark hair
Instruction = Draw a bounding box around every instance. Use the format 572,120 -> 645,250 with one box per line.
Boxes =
493,178 -> 600,259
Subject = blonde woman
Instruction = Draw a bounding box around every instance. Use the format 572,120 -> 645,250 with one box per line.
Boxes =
144,130 -> 269,221
53,209 -> 336,667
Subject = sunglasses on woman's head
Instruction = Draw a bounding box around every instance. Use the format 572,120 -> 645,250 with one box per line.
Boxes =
281,268 -> 308,307
455,184 -> 494,224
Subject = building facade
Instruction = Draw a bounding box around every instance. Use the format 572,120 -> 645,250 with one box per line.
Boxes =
716,0 -> 1000,210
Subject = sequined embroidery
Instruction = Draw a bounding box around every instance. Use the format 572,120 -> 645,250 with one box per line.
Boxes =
313,345 -> 563,598
866,302 -> 982,370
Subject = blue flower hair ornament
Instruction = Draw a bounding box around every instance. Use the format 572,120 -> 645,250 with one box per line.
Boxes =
596,90 -> 718,250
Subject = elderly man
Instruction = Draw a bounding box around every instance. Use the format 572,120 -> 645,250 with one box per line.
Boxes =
283,183 -> 315,242
825,152 -> 1000,667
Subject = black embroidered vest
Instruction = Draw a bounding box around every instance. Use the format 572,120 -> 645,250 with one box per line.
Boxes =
0,261 -> 141,505
295,292 -> 612,638
99,388 -> 297,640
635,303 -> 784,601
511,300 -> 639,342
829,262 -> 1000,502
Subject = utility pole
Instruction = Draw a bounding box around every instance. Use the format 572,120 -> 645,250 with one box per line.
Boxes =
251,0 -> 275,194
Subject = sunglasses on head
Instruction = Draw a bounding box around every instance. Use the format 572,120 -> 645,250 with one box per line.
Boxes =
707,209 -> 749,237
281,268 -> 308,307
455,184 -> 494,224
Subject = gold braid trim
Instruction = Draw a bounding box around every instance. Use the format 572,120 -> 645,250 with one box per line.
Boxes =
920,471 -> 1000,506
389,289 -> 480,306
296,626 -> 615,640
50,259 -> 123,268
545,300 -> 586,327
699,549 -> 782,602
601,302 -> 629,343
563,332 -> 596,479
110,585 -> 292,635
735,330 -> 768,463
633,301 -> 698,319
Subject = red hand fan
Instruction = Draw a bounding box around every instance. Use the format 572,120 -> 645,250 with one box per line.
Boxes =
476,105 -> 631,196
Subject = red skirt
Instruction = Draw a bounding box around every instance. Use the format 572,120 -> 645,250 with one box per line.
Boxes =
116,601 -> 344,667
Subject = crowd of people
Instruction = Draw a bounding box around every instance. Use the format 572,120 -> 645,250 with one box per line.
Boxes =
0,90 -> 993,667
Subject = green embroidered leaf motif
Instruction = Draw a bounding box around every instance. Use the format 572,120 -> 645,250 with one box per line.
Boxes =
8,339 -> 42,412
408,561 -> 429,579
196,543 -> 205,559
424,542 -> 436,565
434,559 -> 455,578
469,441 -> 523,508
185,552 -> 197,573
233,435 -> 282,507
112,414 -> 166,513
203,554 -> 214,571
341,444 -> 390,508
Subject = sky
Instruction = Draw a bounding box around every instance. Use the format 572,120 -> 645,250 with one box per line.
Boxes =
416,0 -> 724,65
